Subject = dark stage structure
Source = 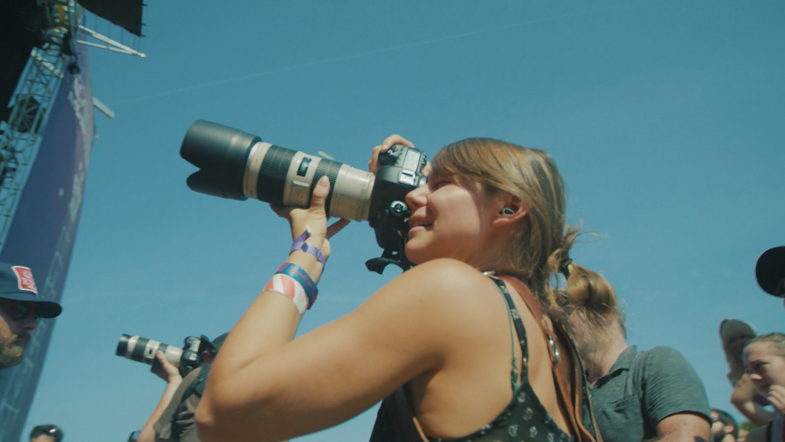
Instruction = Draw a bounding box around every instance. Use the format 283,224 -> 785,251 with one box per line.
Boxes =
0,2 -> 145,441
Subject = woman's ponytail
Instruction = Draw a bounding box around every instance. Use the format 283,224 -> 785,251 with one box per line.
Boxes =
544,225 -> 622,333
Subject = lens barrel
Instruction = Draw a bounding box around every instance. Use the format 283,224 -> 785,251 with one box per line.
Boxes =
181,120 -> 376,221
180,120 -> 260,200
116,334 -> 182,367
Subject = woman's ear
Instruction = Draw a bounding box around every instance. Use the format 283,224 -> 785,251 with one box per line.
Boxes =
492,197 -> 528,227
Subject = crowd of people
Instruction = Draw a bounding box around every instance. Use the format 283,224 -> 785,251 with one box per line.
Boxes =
1,135 -> 783,441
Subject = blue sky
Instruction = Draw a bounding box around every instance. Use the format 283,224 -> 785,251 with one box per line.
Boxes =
23,1 -> 785,441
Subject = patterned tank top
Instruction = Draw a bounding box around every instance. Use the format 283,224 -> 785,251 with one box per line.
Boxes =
369,278 -> 575,442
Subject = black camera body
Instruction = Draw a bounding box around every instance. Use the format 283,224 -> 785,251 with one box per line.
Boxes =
180,120 -> 428,272
366,145 -> 427,272
116,334 -> 214,377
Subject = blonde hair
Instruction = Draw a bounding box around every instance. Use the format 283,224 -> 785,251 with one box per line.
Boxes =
558,264 -> 625,339
432,138 -> 582,312
719,319 -> 756,377
745,332 -> 785,358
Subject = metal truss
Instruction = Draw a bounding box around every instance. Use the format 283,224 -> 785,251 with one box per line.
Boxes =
0,0 -> 82,253
78,23 -> 146,58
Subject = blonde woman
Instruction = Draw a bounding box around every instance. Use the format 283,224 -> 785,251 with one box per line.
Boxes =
742,333 -> 785,442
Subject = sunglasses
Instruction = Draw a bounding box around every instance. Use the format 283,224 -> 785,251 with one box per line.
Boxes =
0,300 -> 39,322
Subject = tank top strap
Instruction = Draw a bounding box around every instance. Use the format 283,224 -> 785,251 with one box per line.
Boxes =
490,277 -> 530,394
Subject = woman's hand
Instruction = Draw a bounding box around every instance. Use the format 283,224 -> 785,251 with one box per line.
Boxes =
150,351 -> 182,384
368,134 -> 416,174
271,177 -> 348,261
732,373 -> 776,426
768,384 -> 785,414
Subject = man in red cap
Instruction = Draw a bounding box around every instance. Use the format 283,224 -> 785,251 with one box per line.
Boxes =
0,262 -> 62,370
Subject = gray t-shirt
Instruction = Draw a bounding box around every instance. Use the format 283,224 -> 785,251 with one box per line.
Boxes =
584,345 -> 710,442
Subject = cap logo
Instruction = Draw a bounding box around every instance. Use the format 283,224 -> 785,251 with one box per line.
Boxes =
11,266 -> 38,295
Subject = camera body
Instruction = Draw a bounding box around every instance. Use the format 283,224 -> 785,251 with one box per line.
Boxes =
366,144 -> 427,272
116,334 -> 213,376
180,120 -> 428,272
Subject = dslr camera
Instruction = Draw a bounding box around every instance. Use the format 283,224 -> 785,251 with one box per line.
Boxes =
180,120 -> 428,273
116,334 -> 216,376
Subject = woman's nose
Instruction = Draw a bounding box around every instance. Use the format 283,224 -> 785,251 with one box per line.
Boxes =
405,184 -> 428,210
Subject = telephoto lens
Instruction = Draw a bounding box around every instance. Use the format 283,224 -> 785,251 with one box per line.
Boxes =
181,120 -> 429,273
116,334 -> 183,367
180,120 -> 377,221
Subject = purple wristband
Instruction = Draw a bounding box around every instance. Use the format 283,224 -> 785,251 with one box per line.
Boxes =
290,227 -> 326,264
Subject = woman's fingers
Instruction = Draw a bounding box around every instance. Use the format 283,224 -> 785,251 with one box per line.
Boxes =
270,204 -> 291,220
768,385 -> 785,413
368,134 -> 415,173
327,219 -> 350,239
310,176 -> 330,211
381,134 -> 414,150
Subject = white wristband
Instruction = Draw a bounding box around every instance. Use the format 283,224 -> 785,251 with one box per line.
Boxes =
264,274 -> 309,315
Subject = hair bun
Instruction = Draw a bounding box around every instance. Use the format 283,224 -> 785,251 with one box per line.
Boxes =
563,264 -> 617,316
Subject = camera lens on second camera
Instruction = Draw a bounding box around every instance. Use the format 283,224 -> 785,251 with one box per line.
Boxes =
116,334 -> 183,367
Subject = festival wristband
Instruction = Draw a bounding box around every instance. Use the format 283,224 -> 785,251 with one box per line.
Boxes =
290,227 -> 326,265
275,262 -> 318,308
264,273 -> 309,315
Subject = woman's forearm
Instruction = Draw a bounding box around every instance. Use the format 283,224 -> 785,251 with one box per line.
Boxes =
731,374 -> 775,426
197,246 -> 326,442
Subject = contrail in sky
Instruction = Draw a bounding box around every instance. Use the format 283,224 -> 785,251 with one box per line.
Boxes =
113,4 -> 634,105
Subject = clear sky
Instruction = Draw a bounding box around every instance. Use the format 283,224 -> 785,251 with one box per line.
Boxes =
23,1 -> 785,441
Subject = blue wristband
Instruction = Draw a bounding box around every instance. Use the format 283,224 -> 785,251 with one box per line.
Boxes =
276,262 -> 318,308
290,227 -> 326,264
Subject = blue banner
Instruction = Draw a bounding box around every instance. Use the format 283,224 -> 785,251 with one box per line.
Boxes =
0,39 -> 94,442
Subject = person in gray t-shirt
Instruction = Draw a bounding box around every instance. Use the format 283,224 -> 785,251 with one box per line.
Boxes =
558,264 -> 710,442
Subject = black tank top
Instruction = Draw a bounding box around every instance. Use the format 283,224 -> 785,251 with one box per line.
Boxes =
369,278 -> 575,442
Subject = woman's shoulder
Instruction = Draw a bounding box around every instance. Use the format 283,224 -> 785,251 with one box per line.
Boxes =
380,258 -> 499,311
398,258 -> 489,289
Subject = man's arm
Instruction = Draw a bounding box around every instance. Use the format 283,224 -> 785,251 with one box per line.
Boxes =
137,352 -> 183,442
651,412 -> 709,442
642,347 -> 711,442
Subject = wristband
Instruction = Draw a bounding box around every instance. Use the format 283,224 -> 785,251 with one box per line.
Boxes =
290,227 -> 326,264
264,273 -> 309,314
276,262 -> 319,308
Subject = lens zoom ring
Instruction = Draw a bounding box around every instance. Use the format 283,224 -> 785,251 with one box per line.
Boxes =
130,338 -> 149,362
257,146 -> 296,205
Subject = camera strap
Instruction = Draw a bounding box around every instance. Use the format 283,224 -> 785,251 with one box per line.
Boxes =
497,276 -> 602,442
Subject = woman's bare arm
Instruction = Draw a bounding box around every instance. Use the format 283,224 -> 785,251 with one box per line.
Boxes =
197,257 -> 482,442
731,373 -> 775,426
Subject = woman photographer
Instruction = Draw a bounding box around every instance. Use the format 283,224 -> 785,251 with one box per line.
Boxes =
196,135 -> 596,441
742,332 -> 785,442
